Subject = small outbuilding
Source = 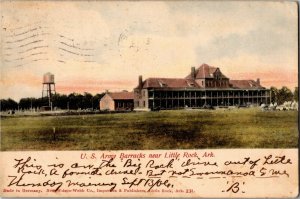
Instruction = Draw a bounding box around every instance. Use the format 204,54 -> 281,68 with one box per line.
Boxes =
99,91 -> 134,111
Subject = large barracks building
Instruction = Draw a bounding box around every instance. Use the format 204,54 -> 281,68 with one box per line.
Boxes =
134,63 -> 271,110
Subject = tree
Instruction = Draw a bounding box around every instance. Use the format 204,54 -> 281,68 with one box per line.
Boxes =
0,98 -> 18,111
83,92 -> 93,109
294,87 -> 298,102
270,86 -> 278,103
36,97 -> 49,108
52,94 -> 68,109
92,93 -> 106,110
19,98 -> 32,110
68,93 -> 85,110
277,86 -> 293,105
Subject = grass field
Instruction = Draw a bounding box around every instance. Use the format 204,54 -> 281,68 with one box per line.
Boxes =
0,108 -> 298,151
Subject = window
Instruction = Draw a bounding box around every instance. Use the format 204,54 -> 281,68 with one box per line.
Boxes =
143,101 -> 146,107
142,90 -> 145,97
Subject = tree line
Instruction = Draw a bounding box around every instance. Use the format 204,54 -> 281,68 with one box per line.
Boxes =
270,86 -> 298,105
0,92 -> 105,111
1,86 -> 298,111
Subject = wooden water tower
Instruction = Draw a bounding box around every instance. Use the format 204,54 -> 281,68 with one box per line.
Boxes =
42,72 -> 56,107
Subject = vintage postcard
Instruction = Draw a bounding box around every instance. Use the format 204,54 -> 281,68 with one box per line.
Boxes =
0,0 -> 298,198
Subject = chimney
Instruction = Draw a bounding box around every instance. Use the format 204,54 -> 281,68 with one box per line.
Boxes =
139,75 -> 143,88
191,66 -> 196,79
257,78 -> 260,85
105,89 -> 109,94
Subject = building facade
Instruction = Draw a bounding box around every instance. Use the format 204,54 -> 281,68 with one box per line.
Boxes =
100,91 -> 134,111
134,64 -> 271,111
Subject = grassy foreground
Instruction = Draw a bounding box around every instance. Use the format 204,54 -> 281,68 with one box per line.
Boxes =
1,108 -> 298,151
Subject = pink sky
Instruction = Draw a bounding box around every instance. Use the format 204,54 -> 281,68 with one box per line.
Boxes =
1,1 -> 298,101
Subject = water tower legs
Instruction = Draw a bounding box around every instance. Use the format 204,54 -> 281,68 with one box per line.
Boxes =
42,83 -> 56,107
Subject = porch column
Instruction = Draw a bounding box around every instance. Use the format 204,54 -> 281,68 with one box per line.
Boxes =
257,91 -> 259,105
183,91 -> 185,107
217,91 -> 219,106
227,91 -> 229,105
172,91 -> 174,108
159,91 -> 161,107
248,90 -> 250,104
177,91 -> 179,109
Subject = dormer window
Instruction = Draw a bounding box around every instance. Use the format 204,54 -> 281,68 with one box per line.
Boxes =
158,80 -> 167,87
187,81 -> 195,87
214,72 -> 221,80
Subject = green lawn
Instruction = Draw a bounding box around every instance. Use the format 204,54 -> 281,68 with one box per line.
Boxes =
0,108 -> 298,151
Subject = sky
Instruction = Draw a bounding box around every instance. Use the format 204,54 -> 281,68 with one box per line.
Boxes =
0,1 -> 298,101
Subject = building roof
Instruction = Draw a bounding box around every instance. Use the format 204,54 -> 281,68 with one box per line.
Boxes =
107,91 -> 134,100
136,63 -> 265,90
185,63 -> 228,79
229,80 -> 264,89
140,78 -> 198,89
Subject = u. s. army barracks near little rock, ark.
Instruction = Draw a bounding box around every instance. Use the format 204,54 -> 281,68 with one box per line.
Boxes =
133,63 -> 271,111
99,63 -> 271,111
